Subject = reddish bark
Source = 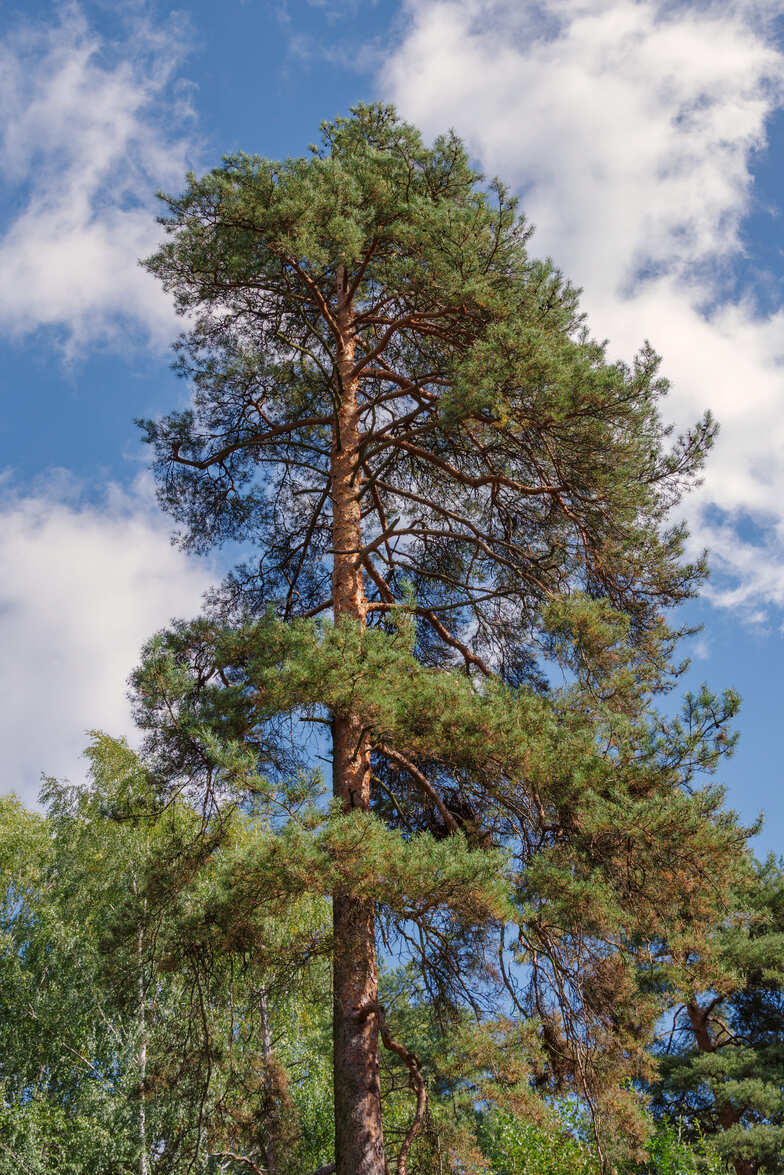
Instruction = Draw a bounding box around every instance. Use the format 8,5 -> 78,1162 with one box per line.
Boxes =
686,1002 -> 757,1175
330,271 -> 386,1175
356,1002 -> 428,1175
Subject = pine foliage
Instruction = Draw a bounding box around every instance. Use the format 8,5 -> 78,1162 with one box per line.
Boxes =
653,859 -> 784,1175
129,103 -> 752,1166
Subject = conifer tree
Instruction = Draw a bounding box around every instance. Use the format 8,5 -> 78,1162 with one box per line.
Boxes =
136,104 -> 748,1173
652,858 -> 784,1175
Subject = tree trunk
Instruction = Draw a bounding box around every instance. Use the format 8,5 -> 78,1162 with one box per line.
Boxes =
259,986 -> 279,1175
330,270 -> 386,1175
134,890 -> 149,1175
687,1002 -> 756,1175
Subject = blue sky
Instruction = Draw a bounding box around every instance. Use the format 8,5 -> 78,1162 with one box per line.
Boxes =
1,0 -> 783,856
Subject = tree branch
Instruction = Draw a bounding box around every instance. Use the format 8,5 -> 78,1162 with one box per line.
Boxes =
366,599 -> 492,677
283,256 -> 342,340
376,743 -> 459,835
371,435 -> 565,498
170,416 -> 331,470
210,1152 -> 265,1175
355,1001 -> 428,1175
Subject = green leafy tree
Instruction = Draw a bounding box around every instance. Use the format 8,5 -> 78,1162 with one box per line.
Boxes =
135,103 -> 749,1173
0,743 -> 336,1175
58,738 -> 334,1175
0,792 -> 139,1174
652,859 -> 784,1175
640,1121 -> 728,1175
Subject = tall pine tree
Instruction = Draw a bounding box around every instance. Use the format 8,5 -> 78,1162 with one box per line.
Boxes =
137,104 -> 748,1173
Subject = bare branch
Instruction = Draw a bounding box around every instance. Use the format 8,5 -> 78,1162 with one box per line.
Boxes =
283,256 -> 342,340
376,743 -> 459,835
209,1153 -> 266,1175
355,1001 -> 428,1175
171,416 -> 331,470
372,435 -> 565,498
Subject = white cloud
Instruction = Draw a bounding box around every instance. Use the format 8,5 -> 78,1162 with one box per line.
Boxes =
0,474 -> 214,804
0,4 -> 196,351
382,0 -> 784,613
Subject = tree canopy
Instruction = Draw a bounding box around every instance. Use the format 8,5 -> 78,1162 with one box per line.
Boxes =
127,102 -> 751,1173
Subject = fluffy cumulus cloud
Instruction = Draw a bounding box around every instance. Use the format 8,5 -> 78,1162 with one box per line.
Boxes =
0,475 -> 214,804
0,4 -> 195,350
382,0 -> 784,612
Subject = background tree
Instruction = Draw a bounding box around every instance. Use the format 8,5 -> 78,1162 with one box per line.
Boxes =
137,102 -> 748,1173
70,737 -> 334,1175
0,743 -> 334,1175
0,787 -> 139,1175
651,858 -> 784,1175
0,769 -> 732,1175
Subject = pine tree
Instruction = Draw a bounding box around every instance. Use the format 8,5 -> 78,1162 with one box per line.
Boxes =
136,103 -> 748,1173
652,858 -> 784,1175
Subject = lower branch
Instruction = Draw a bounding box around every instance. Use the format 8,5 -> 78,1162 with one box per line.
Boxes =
209,1152 -> 265,1175
377,744 -> 459,836
356,1001 -> 428,1175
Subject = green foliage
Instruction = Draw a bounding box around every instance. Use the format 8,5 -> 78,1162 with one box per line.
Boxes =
129,598 -> 748,1161
0,794 -> 139,1173
651,859 -> 784,1174
0,102 -> 752,1173
0,779 -> 740,1175
639,1121 -> 728,1175
478,1108 -> 599,1175
0,752 -> 338,1175
0,1098 -> 135,1175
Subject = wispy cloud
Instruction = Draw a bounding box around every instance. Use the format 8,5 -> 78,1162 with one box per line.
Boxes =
382,0 -> 784,614
0,3 -> 197,352
0,472 -> 214,804
274,0 -> 389,72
